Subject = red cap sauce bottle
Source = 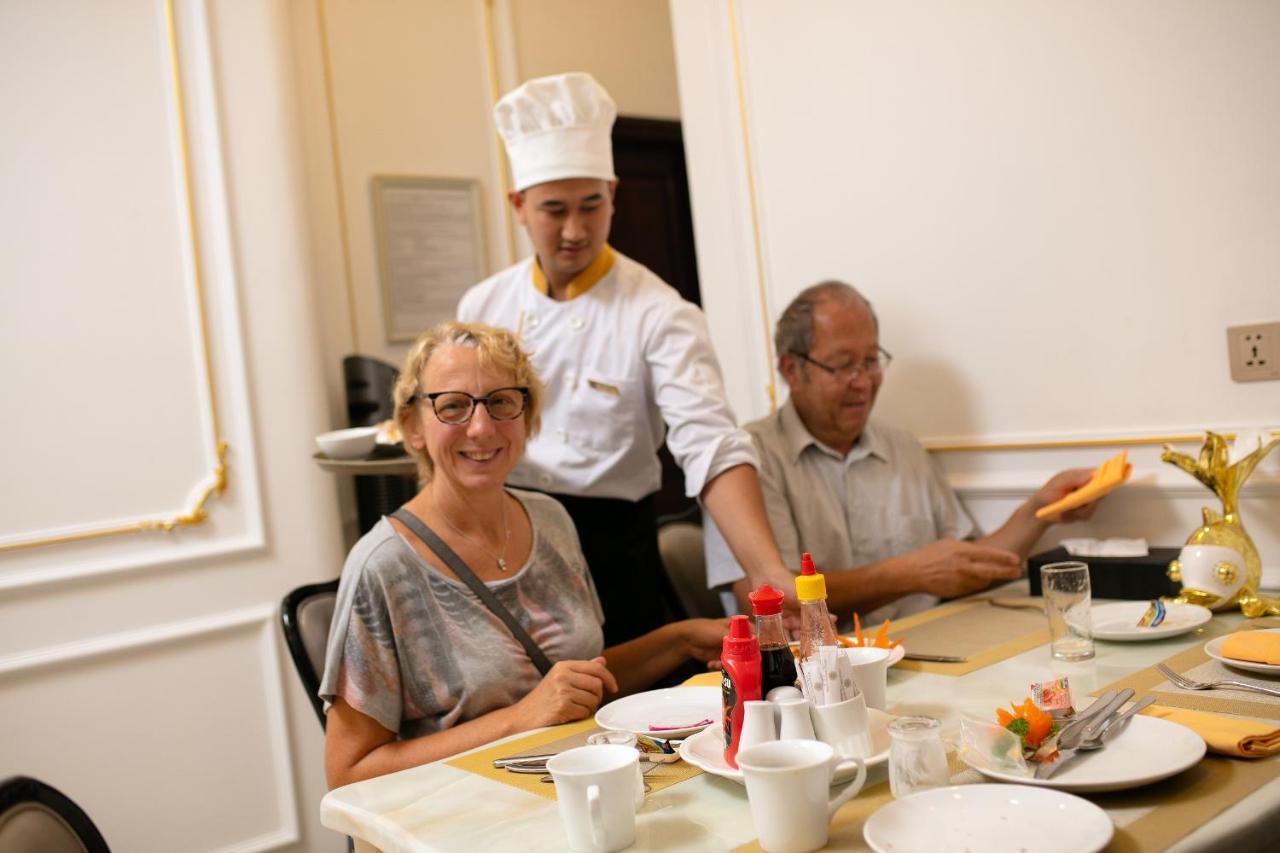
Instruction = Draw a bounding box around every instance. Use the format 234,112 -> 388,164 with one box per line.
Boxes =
749,583 -> 799,695
720,614 -> 761,769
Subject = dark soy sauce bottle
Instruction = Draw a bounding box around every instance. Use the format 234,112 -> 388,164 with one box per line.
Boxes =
749,583 -> 798,695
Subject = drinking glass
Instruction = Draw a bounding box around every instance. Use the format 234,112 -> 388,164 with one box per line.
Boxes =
1040,561 -> 1095,661
887,716 -> 948,798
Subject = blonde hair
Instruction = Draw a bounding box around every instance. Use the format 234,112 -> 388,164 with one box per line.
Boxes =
393,322 -> 543,483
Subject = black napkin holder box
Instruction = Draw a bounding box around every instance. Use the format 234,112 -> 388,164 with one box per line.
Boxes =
1027,546 -> 1181,600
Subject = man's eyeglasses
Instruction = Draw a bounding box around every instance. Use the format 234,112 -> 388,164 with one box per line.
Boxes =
406,387 -> 530,425
791,347 -> 892,382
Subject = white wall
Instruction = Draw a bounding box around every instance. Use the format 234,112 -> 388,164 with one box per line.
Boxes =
672,1 -> 1280,570
1,0 -> 344,849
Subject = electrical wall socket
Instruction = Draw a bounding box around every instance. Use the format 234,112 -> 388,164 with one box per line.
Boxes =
1227,322 -> 1280,382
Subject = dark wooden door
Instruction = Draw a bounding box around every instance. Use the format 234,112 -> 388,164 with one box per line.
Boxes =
610,117 -> 702,523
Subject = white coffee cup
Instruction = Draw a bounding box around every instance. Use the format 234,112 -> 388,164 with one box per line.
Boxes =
547,744 -> 640,853
811,693 -> 874,766
842,646 -> 890,710
736,740 -> 867,853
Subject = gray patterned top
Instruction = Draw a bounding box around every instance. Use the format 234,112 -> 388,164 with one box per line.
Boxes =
319,489 -> 604,738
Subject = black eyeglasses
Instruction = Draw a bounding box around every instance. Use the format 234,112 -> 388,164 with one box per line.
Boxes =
791,347 -> 892,382
407,387 -> 530,425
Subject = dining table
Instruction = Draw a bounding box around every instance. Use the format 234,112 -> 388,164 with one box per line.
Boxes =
319,587 -> 1280,852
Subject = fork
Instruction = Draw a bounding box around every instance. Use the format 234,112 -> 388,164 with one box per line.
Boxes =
1156,663 -> 1280,698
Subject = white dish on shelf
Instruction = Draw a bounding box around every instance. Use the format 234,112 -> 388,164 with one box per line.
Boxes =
678,708 -> 891,785
1090,601 -> 1212,641
863,784 -> 1113,853
315,426 -> 378,460
1204,628 -> 1280,675
594,686 -> 720,739
960,714 -> 1204,793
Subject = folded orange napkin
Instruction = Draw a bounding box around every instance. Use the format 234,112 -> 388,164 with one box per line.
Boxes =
1035,450 -> 1132,520
1142,705 -> 1280,758
1221,632 -> 1280,665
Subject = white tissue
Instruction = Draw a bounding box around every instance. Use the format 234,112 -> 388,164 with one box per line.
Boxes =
1060,537 -> 1149,558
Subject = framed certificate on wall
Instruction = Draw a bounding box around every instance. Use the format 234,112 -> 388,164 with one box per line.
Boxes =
371,176 -> 487,342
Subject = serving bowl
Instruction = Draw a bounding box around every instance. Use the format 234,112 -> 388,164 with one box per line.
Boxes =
316,426 -> 378,460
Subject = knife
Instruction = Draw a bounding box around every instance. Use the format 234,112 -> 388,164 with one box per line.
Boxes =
1079,688 -> 1135,743
902,652 -> 968,663
1054,689 -> 1120,746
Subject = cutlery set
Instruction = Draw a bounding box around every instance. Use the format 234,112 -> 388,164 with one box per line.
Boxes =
1036,689 -> 1156,779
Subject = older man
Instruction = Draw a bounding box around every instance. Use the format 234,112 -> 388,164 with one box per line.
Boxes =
458,73 -> 793,644
705,281 -> 1100,624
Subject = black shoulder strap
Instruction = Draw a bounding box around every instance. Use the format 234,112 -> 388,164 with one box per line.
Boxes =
391,508 -> 553,676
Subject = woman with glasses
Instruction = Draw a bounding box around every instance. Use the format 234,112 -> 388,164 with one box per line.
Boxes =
320,322 -> 727,788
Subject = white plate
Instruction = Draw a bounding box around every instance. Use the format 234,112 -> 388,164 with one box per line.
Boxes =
1204,628 -> 1280,675
594,686 -> 720,738
961,715 -> 1205,793
1091,601 -> 1213,641
787,640 -> 907,667
863,784 -> 1113,853
677,708 -> 892,785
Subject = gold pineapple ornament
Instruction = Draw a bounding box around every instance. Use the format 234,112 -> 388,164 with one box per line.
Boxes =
1163,430 -> 1280,617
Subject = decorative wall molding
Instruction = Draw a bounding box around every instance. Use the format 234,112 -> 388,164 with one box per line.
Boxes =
0,604 -> 300,853
0,0 -> 264,588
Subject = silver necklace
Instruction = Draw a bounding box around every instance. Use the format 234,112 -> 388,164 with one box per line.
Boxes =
437,496 -> 511,572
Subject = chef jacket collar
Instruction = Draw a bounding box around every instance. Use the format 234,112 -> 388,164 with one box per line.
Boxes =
531,244 -> 615,300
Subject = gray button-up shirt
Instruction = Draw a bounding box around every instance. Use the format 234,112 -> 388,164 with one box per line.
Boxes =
704,401 -> 977,625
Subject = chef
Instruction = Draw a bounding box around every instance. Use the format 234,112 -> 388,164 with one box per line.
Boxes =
458,72 -> 792,644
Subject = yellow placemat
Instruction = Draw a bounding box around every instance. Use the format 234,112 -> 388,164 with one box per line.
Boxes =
446,718 -> 702,800
1095,617 -> 1280,719
889,597 -> 1050,675
1100,753 -> 1280,852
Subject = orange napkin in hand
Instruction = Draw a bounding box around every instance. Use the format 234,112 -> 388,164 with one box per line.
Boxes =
1221,632 -> 1280,665
1035,450 -> 1132,520
1142,705 -> 1280,758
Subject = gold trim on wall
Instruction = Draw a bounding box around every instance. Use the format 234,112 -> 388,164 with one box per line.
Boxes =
482,0 -> 518,265
0,0 -> 229,554
927,431 -> 1280,453
316,0 -> 361,352
727,0 -> 777,413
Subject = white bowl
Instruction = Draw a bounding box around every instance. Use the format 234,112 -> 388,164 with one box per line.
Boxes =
316,426 -> 378,460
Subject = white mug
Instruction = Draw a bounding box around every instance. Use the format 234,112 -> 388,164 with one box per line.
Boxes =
842,646 -> 890,710
811,692 -> 873,765
777,698 -> 817,741
547,744 -> 640,853
739,700 -> 778,752
736,740 -> 867,853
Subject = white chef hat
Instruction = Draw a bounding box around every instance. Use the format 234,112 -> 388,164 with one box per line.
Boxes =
494,72 -> 617,192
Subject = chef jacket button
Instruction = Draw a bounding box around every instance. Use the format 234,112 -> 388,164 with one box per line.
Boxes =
539,473 -> 553,487
527,316 -> 539,328
569,316 -> 585,331
556,428 -> 567,439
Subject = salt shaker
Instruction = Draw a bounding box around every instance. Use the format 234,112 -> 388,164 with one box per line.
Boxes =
887,715 -> 948,798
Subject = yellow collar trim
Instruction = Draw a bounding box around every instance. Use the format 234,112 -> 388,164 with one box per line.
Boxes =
531,245 -> 615,300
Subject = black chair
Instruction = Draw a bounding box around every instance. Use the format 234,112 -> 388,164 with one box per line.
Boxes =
281,578 -> 340,730
0,776 -> 110,853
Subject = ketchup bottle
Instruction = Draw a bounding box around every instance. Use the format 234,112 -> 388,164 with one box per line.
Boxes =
721,614 -> 761,769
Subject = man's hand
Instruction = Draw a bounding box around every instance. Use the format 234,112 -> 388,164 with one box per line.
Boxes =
679,618 -> 731,663
902,539 -> 1022,599
513,658 -> 618,728
1031,468 -> 1102,523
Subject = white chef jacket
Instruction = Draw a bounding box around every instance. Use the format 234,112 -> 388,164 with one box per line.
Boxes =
457,250 -> 757,502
